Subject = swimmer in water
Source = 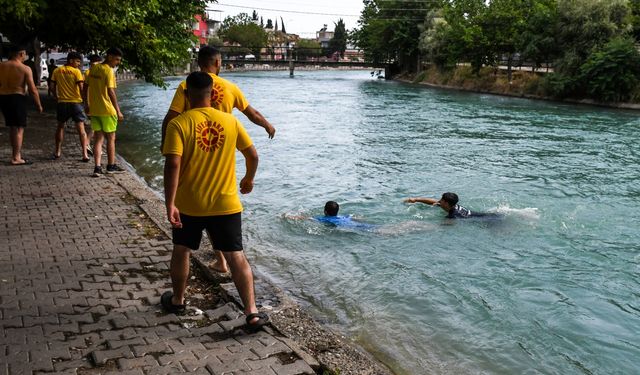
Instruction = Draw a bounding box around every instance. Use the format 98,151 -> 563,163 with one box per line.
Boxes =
404,192 -> 500,219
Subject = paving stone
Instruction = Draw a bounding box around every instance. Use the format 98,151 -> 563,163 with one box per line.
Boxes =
270,359 -> 315,375
91,346 -> 135,364
118,355 -> 159,370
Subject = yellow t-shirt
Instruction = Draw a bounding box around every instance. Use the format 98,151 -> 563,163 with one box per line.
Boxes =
86,63 -> 117,116
52,65 -> 84,103
162,107 -> 253,216
168,73 -> 249,114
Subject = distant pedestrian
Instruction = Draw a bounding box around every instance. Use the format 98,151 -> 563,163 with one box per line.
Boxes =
23,54 -> 38,86
83,54 -> 103,155
84,47 -> 124,176
161,45 -> 276,274
47,58 -> 57,96
0,44 -> 43,165
50,51 -> 89,161
162,71 -> 268,332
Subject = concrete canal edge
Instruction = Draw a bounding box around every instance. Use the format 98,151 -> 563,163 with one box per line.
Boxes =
111,157 -> 395,375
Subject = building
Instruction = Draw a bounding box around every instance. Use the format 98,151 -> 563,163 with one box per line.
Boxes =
192,15 -> 208,46
316,25 -> 334,49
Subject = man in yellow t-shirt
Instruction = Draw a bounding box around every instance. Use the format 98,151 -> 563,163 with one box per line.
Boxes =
162,72 -> 268,331
50,52 -> 89,161
84,47 -> 124,176
161,46 -> 276,273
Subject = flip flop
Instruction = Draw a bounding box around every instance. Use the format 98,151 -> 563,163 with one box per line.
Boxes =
10,159 -> 33,166
245,312 -> 270,332
81,157 -> 90,163
160,291 -> 186,314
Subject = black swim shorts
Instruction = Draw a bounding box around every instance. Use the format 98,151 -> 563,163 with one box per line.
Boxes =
57,102 -> 87,123
172,212 -> 243,251
0,94 -> 28,127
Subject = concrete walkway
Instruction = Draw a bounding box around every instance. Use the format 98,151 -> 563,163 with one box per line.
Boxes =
0,106 -> 316,374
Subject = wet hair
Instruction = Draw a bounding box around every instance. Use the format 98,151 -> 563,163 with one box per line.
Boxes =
88,54 -> 102,63
105,47 -> 123,57
324,201 -> 339,216
186,71 -> 213,100
67,52 -> 82,61
198,46 -> 221,67
441,192 -> 459,206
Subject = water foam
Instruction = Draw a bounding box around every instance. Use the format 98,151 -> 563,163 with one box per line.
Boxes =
494,205 -> 540,220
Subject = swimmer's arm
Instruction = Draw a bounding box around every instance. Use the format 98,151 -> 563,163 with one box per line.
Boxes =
160,110 -> 180,150
404,197 -> 438,205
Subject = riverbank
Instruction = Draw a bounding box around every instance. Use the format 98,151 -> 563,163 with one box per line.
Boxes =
397,65 -> 640,110
0,91 -> 394,375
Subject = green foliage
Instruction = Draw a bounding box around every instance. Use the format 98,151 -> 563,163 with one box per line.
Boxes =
518,0 -> 559,70
351,0 -> 437,68
296,39 -> 323,59
221,23 -> 267,58
328,19 -> 347,58
0,0 -> 206,86
580,37 -> 640,102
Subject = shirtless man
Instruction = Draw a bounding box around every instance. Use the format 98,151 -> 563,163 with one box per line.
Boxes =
0,45 -> 43,165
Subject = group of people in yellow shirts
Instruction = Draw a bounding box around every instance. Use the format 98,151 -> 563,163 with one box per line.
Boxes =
49,48 -> 125,175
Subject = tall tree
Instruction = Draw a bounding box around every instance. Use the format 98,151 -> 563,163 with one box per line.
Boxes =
221,22 -> 267,59
328,19 -> 347,58
266,19 -> 273,29
281,17 -> 287,34
0,0 -> 207,86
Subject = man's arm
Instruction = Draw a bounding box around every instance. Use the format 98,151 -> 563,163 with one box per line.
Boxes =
404,197 -> 439,205
161,110 -> 180,150
25,66 -> 43,112
164,154 -> 182,228
239,145 -> 259,194
242,105 -> 275,139
107,88 -> 123,121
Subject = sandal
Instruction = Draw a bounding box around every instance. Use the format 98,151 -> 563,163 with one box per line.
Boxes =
245,312 -> 270,332
81,157 -> 90,163
160,291 -> 186,314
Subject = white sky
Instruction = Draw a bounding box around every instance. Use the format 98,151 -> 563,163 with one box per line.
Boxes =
207,0 -> 364,38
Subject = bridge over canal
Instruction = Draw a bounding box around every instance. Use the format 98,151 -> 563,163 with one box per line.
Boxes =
221,59 -> 392,78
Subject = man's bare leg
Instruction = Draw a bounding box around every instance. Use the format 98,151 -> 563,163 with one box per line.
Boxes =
170,245 -> 191,305
75,121 -> 88,159
54,122 -> 65,158
93,131 -> 104,166
105,131 -> 116,165
222,251 -> 259,322
210,246 -> 229,273
9,127 -> 25,164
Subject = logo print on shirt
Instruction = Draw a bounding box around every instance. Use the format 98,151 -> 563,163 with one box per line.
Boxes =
196,121 -> 225,152
210,82 -> 225,109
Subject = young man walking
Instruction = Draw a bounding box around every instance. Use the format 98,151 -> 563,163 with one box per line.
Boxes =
162,71 -> 268,331
0,45 -> 43,165
50,51 -> 89,161
84,47 -> 124,176
161,46 -> 276,273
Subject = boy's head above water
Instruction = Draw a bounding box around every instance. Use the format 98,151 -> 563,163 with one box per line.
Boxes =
438,192 -> 459,212
324,201 -> 339,216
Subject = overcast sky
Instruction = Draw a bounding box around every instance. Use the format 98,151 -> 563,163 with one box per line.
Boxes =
207,0 -> 365,38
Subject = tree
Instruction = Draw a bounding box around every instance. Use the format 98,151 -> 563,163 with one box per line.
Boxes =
352,0 -> 439,70
517,0 -> 559,71
252,10 -> 258,22
328,19 -> 347,59
0,0 -> 207,86
221,23 -> 267,59
281,17 -> 287,34
296,39 -> 323,60
266,19 -> 273,29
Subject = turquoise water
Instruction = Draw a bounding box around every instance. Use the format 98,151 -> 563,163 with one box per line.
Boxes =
116,71 -> 640,375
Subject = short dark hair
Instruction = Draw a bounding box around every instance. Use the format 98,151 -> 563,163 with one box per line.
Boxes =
7,44 -> 26,57
186,71 -> 213,100
88,54 -> 102,63
198,46 -> 221,67
441,192 -> 459,206
105,47 -> 123,57
67,52 -> 82,61
324,201 -> 339,216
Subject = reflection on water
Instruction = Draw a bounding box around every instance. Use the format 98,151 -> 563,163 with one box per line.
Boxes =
117,71 -> 640,375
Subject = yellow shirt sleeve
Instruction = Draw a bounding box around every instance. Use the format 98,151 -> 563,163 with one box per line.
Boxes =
231,83 -> 249,111
75,68 -> 84,83
162,121 -> 184,156
236,121 -> 253,151
107,69 -> 116,89
168,82 -> 187,113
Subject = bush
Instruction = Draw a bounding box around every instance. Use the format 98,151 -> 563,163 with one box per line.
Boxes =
580,37 -> 640,102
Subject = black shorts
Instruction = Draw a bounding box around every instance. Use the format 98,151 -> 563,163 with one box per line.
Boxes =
0,94 -> 27,127
57,102 -> 87,123
172,212 -> 243,251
